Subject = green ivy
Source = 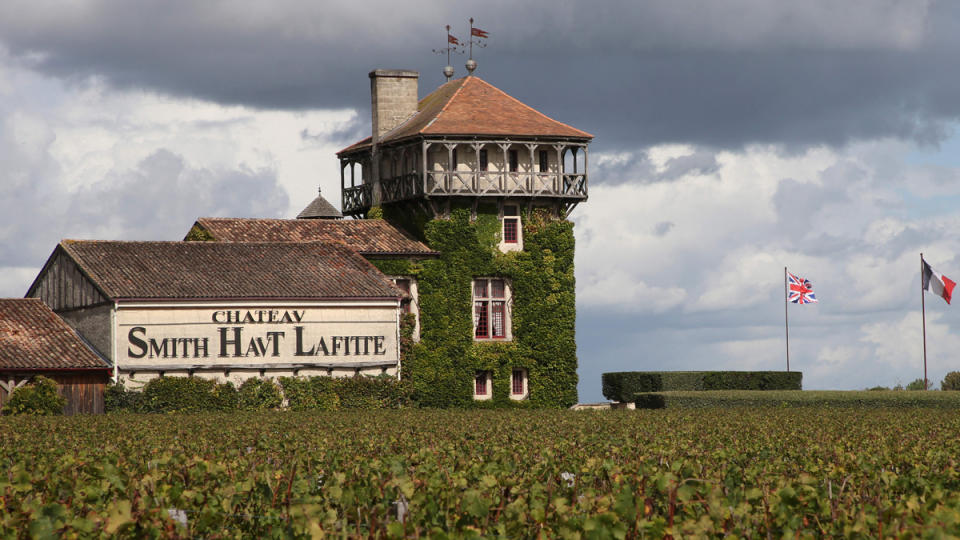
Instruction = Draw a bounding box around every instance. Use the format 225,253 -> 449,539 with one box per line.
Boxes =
371,205 -> 578,408
183,224 -> 214,241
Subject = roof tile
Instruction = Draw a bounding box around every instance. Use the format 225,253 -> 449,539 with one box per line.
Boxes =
193,218 -> 437,256
339,76 -> 592,154
59,241 -> 402,300
0,299 -> 109,370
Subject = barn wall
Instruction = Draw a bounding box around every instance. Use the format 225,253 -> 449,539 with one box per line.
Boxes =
29,249 -> 108,312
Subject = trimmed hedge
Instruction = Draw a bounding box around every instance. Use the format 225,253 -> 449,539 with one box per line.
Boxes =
603,371 -> 802,402
634,390 -> 960,409
105,374 -> 411,413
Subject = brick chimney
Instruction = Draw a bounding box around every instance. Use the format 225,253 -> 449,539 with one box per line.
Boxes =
369,70 -> 419,145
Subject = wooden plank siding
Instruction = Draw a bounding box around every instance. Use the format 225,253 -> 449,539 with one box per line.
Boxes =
29,248 -> 108,312
0,372 -> 107,415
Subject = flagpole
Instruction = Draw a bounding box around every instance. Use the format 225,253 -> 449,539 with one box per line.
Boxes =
784,266 -> 790,372
921,253 -> 928,390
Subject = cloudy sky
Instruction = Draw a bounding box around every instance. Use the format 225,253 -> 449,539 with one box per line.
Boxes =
3,0 -> 960,400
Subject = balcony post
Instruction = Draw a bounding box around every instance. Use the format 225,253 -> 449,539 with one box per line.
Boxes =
526,143 -> 537,193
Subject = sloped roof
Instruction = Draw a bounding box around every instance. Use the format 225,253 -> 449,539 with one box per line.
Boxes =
0,298 -> 109,370
192,218 -> 437,256
56,241 -> 401,300
296,190 -> 343,219
339,76 -> 592,154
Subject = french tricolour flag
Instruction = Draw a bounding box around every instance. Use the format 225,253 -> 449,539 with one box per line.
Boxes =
922,259 -> 956,305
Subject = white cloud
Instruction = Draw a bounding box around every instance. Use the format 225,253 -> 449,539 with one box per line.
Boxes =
0,51 -> 358,297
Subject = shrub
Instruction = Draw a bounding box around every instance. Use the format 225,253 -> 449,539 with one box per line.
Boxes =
238,378 -> 282,410
906,378 -> 927,391
602,372 -> 661,401
941,372 -> 960,391
140,376 -> 237,413
105,380 -> 144,413
2,376 -> 66,415
867,386 -> 890,391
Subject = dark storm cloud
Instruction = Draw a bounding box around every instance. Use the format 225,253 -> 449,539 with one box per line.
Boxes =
0,1 -> 956,150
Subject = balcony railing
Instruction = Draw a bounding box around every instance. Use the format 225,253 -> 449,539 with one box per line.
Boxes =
424,171 -> 587,198
342,171 -> 587,215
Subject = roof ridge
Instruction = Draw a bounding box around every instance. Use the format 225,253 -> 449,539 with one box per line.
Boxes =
469,77 -> 593,138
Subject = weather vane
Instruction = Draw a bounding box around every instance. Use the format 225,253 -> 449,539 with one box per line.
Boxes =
465,17 -> 489,75
432,25 -> 464,81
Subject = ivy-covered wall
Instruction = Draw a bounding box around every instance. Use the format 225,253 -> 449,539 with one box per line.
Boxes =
371,204 -> 578,408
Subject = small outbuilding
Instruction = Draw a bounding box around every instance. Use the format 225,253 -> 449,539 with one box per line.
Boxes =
0,298 -> 111,414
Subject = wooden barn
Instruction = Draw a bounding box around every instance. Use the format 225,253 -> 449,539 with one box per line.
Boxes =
0,298 -> 111,415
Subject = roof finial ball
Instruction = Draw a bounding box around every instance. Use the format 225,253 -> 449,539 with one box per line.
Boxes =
465,18 -> 487,75
443,65 -> 455,79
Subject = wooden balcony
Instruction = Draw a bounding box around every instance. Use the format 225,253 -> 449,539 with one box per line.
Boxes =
342,170 -> 587,215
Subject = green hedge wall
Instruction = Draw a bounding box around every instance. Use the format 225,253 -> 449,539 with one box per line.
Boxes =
105,375 -> 411,413
603,371 -> 802,402
373,205 -> 578,408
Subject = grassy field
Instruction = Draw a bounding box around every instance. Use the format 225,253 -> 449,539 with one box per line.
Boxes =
4,407 -> 960,537
634,389 -> 960,409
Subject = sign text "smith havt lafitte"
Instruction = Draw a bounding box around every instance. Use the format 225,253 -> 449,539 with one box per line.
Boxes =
126,310 -> 389,359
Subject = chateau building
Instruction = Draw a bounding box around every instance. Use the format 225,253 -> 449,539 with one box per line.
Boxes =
24,68 -> 592,408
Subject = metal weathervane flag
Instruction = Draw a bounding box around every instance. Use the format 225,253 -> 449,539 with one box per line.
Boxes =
787,272 -> 818,304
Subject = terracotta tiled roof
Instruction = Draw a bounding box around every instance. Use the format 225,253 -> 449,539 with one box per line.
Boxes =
0,299 -> 109,370
339,76 -> 592,154
296,189 -> 343,219
192,218 -> 437,256
58,241 -> 402,300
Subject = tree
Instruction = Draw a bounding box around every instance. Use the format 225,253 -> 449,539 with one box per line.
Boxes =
942,372 -> 960,391
905,378 -> 927,391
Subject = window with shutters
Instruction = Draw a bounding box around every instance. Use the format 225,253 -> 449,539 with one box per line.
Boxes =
473,278 -> 511,341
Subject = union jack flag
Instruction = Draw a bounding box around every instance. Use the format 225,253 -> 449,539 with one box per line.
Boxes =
788,272 -> 818,304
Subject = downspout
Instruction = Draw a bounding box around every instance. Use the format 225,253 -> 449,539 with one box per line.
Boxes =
111,301 -> 118,382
